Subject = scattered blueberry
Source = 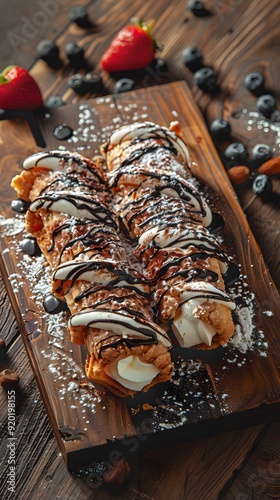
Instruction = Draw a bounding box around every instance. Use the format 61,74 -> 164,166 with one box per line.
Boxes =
256,94 -> 277,118
150,57 -> 169,76
68,72 -> 103,94
45,95 -> 65,108
224,142 -> 249,166
209,119 -> 231,142
188,0 -> 210,16
36,39 -> 62,70
83,72 -> 103,93
252,174 -> 273,198
182,47 -> 203,72
68,73 -> 88,95
43,294 -> 69,314
53,124 -> 73,140
114,78 -> 136,94
208,212 -> 225,233
20,237 -> 41,256
193,67 -> 217,92
68,6 -> 91,28
65,41 -> 86,68
223,262 -> 240,287
11,199 -> 30,213
271,109 -> 280,124
244,72 -> 265,96
251,143 -> 272,168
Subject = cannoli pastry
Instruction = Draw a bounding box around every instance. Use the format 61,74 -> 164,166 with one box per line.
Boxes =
101,122 -> 236,350
11,150 -> 173,397
11,150 -> 107,202
101,121 -> 191,182
118,185 -> 235,349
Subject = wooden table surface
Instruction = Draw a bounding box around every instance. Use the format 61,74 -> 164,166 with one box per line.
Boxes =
0,0 -> 280,499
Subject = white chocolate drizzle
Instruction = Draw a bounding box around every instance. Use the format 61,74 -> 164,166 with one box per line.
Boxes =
104,121 -> 191,165
70,309 -> 172,349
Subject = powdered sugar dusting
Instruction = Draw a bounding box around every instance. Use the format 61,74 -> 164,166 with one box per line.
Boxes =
0,101 -> 277,434
0,215 -> 25,236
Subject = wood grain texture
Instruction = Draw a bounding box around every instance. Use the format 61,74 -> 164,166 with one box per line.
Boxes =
1,81 -> 280,473
0,0 -> 280,497
223,421 -> 280,500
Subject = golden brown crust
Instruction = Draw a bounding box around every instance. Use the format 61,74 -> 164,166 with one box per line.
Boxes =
14,150 -> 173,397
101,124 -> 235,351
85,338 -> 173,397
193,302 -> 235,349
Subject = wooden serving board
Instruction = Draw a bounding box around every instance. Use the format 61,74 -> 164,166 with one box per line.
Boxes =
1,81 -> 280,470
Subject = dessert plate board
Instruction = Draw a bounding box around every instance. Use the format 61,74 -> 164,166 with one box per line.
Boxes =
0,82 -> 280,470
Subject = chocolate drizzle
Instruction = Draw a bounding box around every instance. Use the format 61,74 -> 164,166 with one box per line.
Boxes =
23,150 -> 105,184
103,121 -> 235,338
49,222 -> 124,263
38,172 -> 106,197
30,192 -> 118,228
103,121 -> 191,166
53,260 -> 151,297
19,148 -> 172,367
121,144 -> 178,167
70,308 -> 171,354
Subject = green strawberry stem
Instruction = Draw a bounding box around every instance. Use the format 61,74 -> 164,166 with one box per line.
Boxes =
131,17 -> 162,51
144,20 -> 156,34
0,75 -> 8,84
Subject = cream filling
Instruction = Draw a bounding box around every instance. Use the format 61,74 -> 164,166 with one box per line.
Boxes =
104,355 -> 160,391
108,122 -> 191,165
171,282 -> 235,348
172,299 -> 217,348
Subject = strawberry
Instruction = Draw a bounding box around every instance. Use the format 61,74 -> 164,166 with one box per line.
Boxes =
0,66 -> 43,111
101,18 -> 162,73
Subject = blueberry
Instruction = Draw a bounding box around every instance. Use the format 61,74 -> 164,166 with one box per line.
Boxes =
65,41 -> 86,68
83,72 -> 103,93
182,47 -> 203,72
257,94 -> 277,118
271,109 -> 280,124
224,142 -> 248,166
251,143 -> 272,168
68,6 -> 91,28
37,39 -> 62,70
188,0 -> 210,16
244,72 -> 265,96
45,95 -> 65,108
68,73 -> 88,95
151,57 -> 169,76
11,199 -> 30,213
43,294 -> 69,314
20,237 -> 41,256
114,78 -> 136,94
252,174 -> 272,198
194,67 -> 217,92
53,124 -> 73,140
209,119 -> 231,142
